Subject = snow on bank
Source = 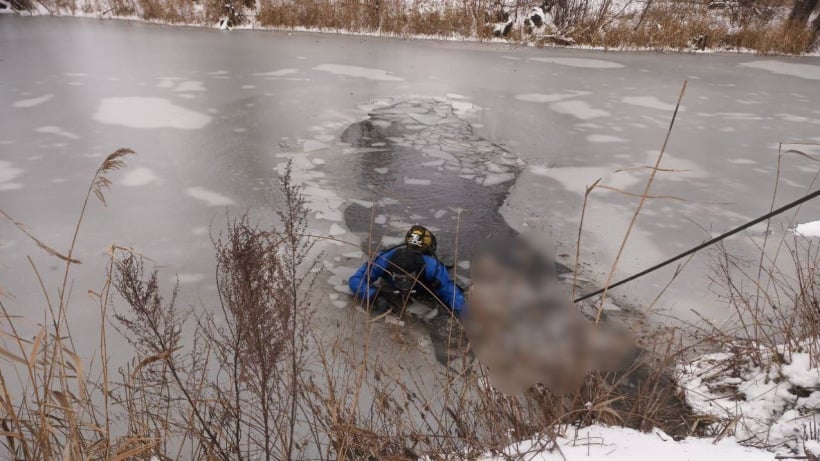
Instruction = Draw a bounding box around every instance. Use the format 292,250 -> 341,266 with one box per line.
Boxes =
476,425 -> 774,460
794,220 -> 820,237
678,344 -> 820,456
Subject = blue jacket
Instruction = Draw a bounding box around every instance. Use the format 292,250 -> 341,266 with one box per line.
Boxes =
348,247 -> 466,315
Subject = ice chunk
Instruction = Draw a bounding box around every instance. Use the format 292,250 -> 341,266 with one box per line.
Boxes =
515,91 -> 589,103
174,81 -> 205,92
0,160 -> 23,190
550,100 -> 610,120
374,167 -> 389,175
481,173 -> 515,186
587,134 -> 626,143
35,126 -> 79,140
329,223 -> 347,236
185,187 -> 234,206
404,177 -> 432,186
174,273 -> 205,284
250,68 -> 298,77
351,199 -> 373,208
303,140 -> 329,153
12,94 -> 53,108
121,167 -> 159,187
622,96 -> 682,111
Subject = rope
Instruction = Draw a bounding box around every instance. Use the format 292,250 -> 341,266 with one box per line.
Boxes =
573,188 -> 820,303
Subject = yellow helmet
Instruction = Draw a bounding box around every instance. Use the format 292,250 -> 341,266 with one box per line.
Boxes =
405,225 -> 437,255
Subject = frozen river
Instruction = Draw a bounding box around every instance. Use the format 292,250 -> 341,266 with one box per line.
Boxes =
2,16 -> 820,350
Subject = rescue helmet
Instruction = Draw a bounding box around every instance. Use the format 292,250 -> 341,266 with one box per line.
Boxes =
405,225 -> 437,255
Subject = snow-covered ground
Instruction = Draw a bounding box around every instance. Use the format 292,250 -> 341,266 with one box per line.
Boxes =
678,344 -> 820,457
477,425 -> 776,460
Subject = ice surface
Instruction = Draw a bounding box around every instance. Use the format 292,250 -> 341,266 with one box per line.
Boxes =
174,273 -> 205,284
303,140 -> 329,152
313,64 -> 403,81
515,91 -> 589,103
795,220 -> 820,237
0,161 -> 23,190
185,187 -> 235,206
530,57 -> 624,69
35,126 -> 79,139
480,172 -> 515,186
739,60 -> 820,80
550,100 -> 610,120
12,93 -> 53,108
621,96 -> 681,111
329,223 -> 346,236
250,68 -> 298,77
587,134 -> 626,143
404,177 -> 432,186
173,80 -> 205,92
121,167 -> 159,187
94,97 -> 212,129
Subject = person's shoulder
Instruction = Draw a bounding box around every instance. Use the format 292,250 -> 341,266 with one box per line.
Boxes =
421,253 -> 442,267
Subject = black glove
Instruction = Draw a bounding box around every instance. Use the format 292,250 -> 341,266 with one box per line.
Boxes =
372,296 -> 391,315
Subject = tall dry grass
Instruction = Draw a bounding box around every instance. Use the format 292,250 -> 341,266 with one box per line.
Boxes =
0,147 -> 706,460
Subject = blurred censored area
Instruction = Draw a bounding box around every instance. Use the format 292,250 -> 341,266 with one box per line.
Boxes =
464,232 -> 636,395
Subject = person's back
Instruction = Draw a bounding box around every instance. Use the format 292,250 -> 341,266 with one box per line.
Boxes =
348,225 -> 465,316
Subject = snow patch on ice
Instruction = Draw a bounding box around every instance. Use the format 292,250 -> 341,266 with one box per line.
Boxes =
404,177 -> 432,186
121,167 -> 159,187
329,223 -> 347,236
94,97 -> 212,130
550,100 -> 610,120
530,57 -> 624,69
587,134 -> 626,143
739,60 -> 820,80
12,93 -> 54,108
622,96 -> 681,111
174,80 -> 205,92
185,187 -> 235,206
174,273 -> 205,284
313,64 -> 403,81
303,140 -> 329,152
35,126 -> 80,140
0,161 -> 24,190
250,68 -> 298,77
515,91 -> 590,103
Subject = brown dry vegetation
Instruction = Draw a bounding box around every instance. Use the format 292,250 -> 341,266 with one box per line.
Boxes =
15,0 -> 819,54
0,149 -> 709,460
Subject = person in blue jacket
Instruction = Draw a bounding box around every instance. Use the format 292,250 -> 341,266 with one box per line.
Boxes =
348,225 -> 466,317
